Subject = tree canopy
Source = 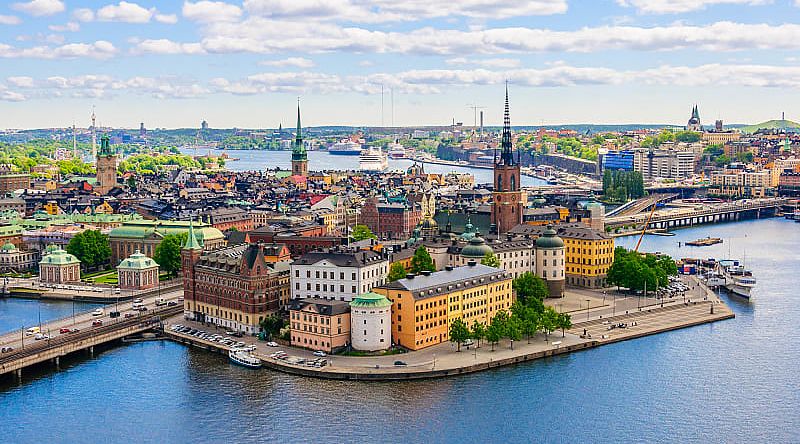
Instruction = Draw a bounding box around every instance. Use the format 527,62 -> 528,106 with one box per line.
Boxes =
513,272 -> 550,304
67,230 -> 112,271
606,247 -> 678,292
153,233 -> 187,277
350,224 -> 376,242
409,246 -> 435,274
602,170 -> 645,203
449,318 -> 471,352
259,314 -> 285,339
480,251 -> 501,268
387,262 -> 408,282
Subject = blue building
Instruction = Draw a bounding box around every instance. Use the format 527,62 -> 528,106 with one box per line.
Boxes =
602,150 -> 634,171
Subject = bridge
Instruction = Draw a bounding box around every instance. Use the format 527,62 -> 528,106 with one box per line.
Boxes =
605,193 -> 679,218
605,198 -> 788,230
0,291 -> 182,380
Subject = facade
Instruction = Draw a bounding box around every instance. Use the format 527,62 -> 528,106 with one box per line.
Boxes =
0,241 -> 38,273
117,250 -> 160,290
710,168 -> 771,198
291,104 -> 309,177
0,173 -> 31,193
771,158 -> 800,187
108,219 -> 225,264
374,262 -> 513,351
182,228 -> 291,335
360,196 -> 422,240
200,207 -> 253,232
702,131 -> 741,145
95,134 -> 118,194
39,245 -> 81,284
601,150 -> 635,171
534,227 -> 566,297
289,297 -> 351,352
290,248 -> 388,301
349,292 -> 392,351
492,87 -> 523,235
633,148 -> 695,180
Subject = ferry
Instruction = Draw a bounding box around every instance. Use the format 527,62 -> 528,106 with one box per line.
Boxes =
716,260 -> 756,299
359,146 -> 388,172
387,141 -> 407,159
329,140 -> 362,155
228,348 -> 262,369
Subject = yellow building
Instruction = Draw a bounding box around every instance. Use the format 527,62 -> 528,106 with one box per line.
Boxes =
560,226 -> 615,288
373,262 -> 513,351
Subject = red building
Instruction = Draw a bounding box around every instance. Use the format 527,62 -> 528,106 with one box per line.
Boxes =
491,87 -> 523,235
360,196 -> 422,240
200,207 -> 253,232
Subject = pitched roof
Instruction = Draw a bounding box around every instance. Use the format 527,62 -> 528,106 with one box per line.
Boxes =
289,297 -> 350,316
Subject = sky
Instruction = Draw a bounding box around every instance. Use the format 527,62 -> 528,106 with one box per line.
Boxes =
1,0 -> 800,129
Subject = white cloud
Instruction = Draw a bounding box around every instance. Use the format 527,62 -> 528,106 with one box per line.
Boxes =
0,15 -> 22,25
48,21 -> 80,32
132,39 -> 206,55
7,76 -> 35,88
0,40 -> 117,59
446,57 -> 521,68
96,1 -> 155,23
0,89 -> 26,102
11,0 -> 65,17
72,8 -> 95,22
617,0 -> 770,14
183,1 -> 242,23
155,14 -> 178,24
260,57 -> 315,68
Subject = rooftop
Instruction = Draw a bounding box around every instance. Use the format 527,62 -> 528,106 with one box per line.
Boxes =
380,263 -> 508,299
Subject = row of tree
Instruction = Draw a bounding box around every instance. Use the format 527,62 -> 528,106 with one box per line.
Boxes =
606,247 -> 678,292
602,169 -> 645,203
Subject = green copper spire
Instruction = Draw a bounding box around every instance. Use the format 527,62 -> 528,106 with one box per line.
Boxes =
99,133 -> 113,156
183,218 -> 202,250
292,101 -> 307,161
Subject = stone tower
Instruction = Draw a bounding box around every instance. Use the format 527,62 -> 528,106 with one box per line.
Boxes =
491,85 -> 523,235
291,102 -> 308,177
95,133 -> 117,194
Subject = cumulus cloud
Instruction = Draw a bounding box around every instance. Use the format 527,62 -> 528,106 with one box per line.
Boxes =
0,40 -> 117,59
0,15 -> 22,25
446,57 -> 521,68
155,14 -> 178,24
48,21 -> 80,32
11,0 -> 65,17
132,39 -> 206,55
617,0 -> 770,14
183,1 -> 243,23
72,8 -> 94,22
7,76 -> 35,88
74,2 -> 176,24
260,57 -> 315,68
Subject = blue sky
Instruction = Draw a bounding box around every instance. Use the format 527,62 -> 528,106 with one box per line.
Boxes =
1,0 -> 800,129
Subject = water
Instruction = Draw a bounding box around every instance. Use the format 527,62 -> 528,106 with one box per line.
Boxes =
0,298 -> 104,335
179,148 -> 547,187
2,219 -> 799,443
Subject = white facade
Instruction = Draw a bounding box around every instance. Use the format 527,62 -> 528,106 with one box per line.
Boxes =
535,247 -> 564,281
350,305 -> 391,351
290,257 -> 388,302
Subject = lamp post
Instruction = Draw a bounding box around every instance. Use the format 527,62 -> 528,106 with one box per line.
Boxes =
586,299 -> 591,321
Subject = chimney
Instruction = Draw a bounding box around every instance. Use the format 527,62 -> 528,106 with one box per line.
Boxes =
467,260 -> 476,266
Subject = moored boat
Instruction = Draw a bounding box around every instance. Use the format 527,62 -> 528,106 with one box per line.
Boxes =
228,348 -> 262,369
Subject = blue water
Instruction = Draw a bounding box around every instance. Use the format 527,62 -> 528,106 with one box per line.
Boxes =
0,298 -> 104,334
1,218 -> 799,443
179,148 -> 547,187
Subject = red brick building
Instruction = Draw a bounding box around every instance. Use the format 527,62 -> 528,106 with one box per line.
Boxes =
200,207 -> 254,232
0,173 -> 31,193
360,196 -> 422,240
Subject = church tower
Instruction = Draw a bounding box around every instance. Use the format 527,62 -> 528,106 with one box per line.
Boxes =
95,133 -> 117,194
291,102 -> 308,177
181,219 -> 203,321
491,85 -> 523,235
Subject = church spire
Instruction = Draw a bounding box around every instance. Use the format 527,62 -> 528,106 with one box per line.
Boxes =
499,82 -> 514,166
183,218 -> 202,250
292,99 -> 307,161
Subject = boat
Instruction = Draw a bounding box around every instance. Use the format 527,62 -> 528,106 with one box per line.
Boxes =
716,260 -> 756,299
359,146 -> 388,172
686,237 -> 723,247
329,140 -> 362,155
387,141 -> 407,159
228,348 -> 262,369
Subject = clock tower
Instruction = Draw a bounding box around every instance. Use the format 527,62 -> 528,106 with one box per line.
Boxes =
491,85 -> 523,235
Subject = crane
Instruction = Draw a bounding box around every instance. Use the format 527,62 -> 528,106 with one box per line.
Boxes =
634,202 -> 658,253
466,104 -> 486,130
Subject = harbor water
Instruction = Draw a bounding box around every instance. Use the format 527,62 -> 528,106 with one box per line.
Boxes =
2,220 -> 799,443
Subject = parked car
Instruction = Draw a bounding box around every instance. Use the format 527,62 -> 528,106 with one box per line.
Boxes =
1,346 -> 14,353
266,341 -> 279,347
313,350 -> 327,357
394,360 -> 407,366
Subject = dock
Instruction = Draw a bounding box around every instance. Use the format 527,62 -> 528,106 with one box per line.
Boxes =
686,237 -> 723,246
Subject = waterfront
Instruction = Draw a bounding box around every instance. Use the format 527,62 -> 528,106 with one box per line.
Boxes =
0,218 -> 798,443
179,148 -> 548,187
0,298 -> 103,335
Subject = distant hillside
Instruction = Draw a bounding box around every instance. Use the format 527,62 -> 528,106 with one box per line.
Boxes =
740,119 -> 800,134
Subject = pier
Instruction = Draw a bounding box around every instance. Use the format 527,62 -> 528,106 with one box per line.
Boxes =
605,198 -> 787,230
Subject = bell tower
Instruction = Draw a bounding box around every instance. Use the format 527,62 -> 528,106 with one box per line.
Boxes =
491,84 -> 523,234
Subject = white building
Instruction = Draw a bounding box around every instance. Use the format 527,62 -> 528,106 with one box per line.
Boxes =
349,292 -> 392,351
633,148 -> 695,179
290,248 -> 388,302
534,227 -> 565,298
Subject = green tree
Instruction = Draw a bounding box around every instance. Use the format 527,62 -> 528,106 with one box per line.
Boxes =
486,318 -> 503,351
409,246 -> 435,274
470,320 -> 486,348
387,262 -> 407,282
259,314 -> 285,339
350,224 -> 376,241
541,307 -> 559,341
557,312 -> 573,337
67,230 -> 111,271
505,316 -> 523,349
513,272 -> 550,303
480,251 -> 501,268
153,233 -> 188,277
449,318 -> 471,352
675,131 -> 701,143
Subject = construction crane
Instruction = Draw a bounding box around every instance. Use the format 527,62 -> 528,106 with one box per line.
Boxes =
466,104 -> 486,130
634,202 -> 658,253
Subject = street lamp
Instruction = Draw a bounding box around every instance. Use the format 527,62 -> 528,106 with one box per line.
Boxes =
586,299 -> 591,321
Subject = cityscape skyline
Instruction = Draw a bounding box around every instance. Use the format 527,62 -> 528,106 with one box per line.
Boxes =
2,0 -> 800,128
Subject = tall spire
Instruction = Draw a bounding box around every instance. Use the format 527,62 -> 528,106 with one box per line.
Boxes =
499,82 -> 514,166
295,99 -> 302,147
183,218 -> 202,250
292,98 -> 307,161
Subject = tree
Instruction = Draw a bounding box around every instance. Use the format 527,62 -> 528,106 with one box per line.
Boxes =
259,314 -> 285,339
409,246 -> 435,274
387,262 -> 407,282
557,312 -> 573,337
513,272 -> 550,303
350,224 -> 376,241
486,320 -> 503,352
449,318 -> 471,352
506,316 -> 522,349
153,233 -> 187,277
480,251 -> 501,268
470,320 -> 486,348
67,229 -> 111,271
541,307 -> 559,341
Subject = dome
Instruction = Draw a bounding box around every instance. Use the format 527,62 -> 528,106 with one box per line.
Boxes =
461,235 -> 493,258
349,292 -> 392,309
536,226 -> 565,249
45,243 -> 60,254
118,250 -> 158,270
420,217 -> 438,229
1,241 -> 16,252
460,217 -> 477,241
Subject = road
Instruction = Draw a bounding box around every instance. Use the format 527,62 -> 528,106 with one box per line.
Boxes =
0,289 -> 183,353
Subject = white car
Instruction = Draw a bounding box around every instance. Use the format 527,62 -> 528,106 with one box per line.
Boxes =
313,350 -> 327,357
266,341 -> 279,347
34,333 -> 49,340
91,308 -> 104,316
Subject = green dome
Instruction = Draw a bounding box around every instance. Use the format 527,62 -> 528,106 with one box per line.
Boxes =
40,247 -> 80,265
350,292 -> 392,309
1,241 -> 16,252
460,217 -> 477,241
461,236 -> 493,258
536,226 -> 565,249
118,250 -> 158,270
45,243 -> 60,254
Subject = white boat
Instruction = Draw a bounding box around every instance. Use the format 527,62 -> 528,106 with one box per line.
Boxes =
228,348 -> 262,369
359,146 -> 388,172
387,141 -> 407,159
717,260 -> 756,299
329,140 -> 362,155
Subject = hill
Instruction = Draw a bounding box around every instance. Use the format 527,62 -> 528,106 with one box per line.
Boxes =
739,119 -> 800,134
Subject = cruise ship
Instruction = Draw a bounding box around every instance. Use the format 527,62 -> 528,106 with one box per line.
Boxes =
329,140 -> 362,155
359,146 -> 389,172
387,141 -> 407,159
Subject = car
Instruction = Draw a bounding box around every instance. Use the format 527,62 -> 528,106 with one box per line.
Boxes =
133,298 -> 143,303
70,328 -> 80,333
91,308 -> 104,317
167,301 -> 178,306
34,333 -> 49,340
109,311 -> 120,318
60,327 -> 71,334
124,313 -> 135,319
92,320 -> 103,327
137,306 -> 148,312
462,339 -> 475,348
1,346 -> 14,353
394,360 -> 408,366
312,350 -> 327,357
266,341 -> 279,347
